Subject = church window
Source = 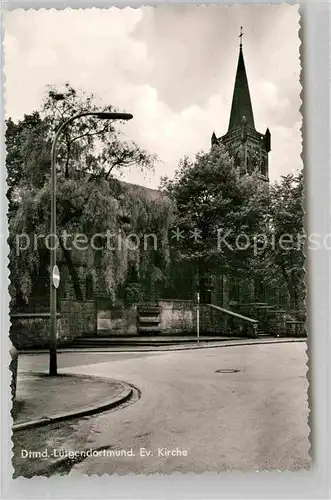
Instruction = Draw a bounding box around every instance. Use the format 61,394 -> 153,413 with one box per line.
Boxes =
235,151 -> 241,167
246,151 -> 251,172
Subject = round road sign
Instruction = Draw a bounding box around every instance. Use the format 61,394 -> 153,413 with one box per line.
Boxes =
52,265 -> 60,289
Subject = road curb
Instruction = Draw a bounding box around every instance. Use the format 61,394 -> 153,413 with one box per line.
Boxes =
21,338 -> 307,355
12,381 -> 133,433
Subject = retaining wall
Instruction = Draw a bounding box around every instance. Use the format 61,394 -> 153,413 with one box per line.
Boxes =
10,300 -> 97,349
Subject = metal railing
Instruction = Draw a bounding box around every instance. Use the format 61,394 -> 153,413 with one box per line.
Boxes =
205,304 -> 258,338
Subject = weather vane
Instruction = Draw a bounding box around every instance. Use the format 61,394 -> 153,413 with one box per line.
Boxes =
239,26 -> 244,48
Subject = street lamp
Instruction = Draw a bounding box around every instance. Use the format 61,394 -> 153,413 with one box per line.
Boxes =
49,111 -> 133,375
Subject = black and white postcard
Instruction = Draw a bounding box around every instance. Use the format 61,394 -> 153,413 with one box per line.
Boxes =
4,4 -> 310,477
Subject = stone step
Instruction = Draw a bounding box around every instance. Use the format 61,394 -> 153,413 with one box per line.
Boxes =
69,335 -> 244,348
137,312 -> 161,318
137,316 -> 160,324
137,306 -> 161,313
137,325 -> 162,333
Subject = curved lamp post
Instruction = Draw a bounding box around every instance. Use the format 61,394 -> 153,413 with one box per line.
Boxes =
50,111 -> 133,375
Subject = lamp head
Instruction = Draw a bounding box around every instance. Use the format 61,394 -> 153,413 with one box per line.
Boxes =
96,112 -> 133,121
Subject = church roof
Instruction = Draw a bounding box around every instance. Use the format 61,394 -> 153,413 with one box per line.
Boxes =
228,46 -> 255,132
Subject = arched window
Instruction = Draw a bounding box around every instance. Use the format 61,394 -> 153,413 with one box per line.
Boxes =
246,151 -> 251,173
235,151 -> 241,168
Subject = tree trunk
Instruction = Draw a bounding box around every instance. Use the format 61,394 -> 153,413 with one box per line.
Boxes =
59,239 -> 83,300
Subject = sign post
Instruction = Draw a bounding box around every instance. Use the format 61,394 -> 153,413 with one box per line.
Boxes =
50,265 -> 60,375
197,292 -> 200,345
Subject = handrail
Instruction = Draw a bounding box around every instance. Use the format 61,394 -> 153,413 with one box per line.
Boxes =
206,304 -> 258,324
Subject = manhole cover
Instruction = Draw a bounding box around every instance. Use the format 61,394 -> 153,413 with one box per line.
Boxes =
215,369 -> 241,374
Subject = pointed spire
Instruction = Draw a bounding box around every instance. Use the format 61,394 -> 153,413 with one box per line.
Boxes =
228,30 -> 255,132
264,127 -> 271,152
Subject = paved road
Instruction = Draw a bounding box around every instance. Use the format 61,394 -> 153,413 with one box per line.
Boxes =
54,342 -> 310,474
18,351 -> 164,372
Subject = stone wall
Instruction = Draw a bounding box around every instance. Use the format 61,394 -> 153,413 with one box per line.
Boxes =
10,313 -> 68,349
9,313 -> 63,349
158,300 -> 196,334
158,300 -> 258,337
200,305 -> 223,335
97,302 -> 138,336
10,299 -> 97,349
96,299 -> 197,336
60,299 -> 96,338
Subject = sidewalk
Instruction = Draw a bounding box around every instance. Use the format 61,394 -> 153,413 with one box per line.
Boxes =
12,372 -> 132,431
23,336 -> 306,354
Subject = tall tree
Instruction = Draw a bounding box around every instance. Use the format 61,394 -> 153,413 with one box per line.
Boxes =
268,171 -> 305,309
42,84 -> 156,180
7,84 -> 164,307
6,112 -> 50,208
161,145 -> 270,301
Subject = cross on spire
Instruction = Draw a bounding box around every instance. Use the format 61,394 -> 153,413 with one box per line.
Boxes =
239,26 -> 244,48
228,27 -> 255,131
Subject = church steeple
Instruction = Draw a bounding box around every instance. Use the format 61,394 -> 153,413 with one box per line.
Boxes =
210,27 -> 271,181
228,28 -> 255,131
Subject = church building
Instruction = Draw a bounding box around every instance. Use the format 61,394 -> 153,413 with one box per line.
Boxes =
204,29 -> 272,308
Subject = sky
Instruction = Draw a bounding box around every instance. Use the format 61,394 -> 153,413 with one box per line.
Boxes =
4,5 -> 302,188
